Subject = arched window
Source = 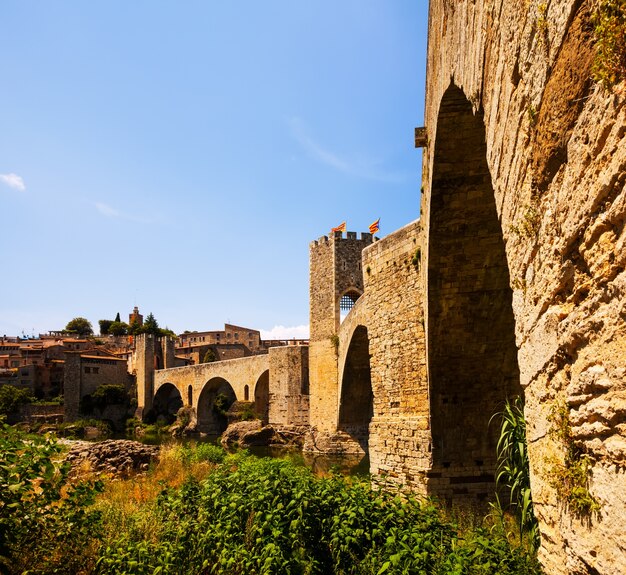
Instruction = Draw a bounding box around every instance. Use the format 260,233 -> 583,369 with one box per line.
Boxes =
244,384 -> 249,401
188,385 -> 193,406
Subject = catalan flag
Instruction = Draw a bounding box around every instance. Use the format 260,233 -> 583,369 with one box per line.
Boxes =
331,221 -> 346,233
369,218 -> 380,234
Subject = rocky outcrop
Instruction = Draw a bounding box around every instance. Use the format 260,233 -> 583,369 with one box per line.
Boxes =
64,439 -> 159,476
221,421 -> 307,449
221,420 -> 275,447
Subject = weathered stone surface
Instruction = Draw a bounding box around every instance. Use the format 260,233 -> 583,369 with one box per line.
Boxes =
220,420 -> 275,447
422,1 -> 626,572
64,439 -> 159,476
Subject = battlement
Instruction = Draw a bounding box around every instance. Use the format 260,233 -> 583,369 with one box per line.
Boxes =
311,231 -> 376,248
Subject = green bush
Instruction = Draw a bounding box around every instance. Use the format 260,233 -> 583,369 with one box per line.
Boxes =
0,424 -> 102,574
0,385 -> 33,416
81,384 -> 131,415
97,453 -> 542,575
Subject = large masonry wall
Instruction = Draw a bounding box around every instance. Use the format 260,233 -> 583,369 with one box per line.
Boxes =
423,2 -> 626,573
267,345 -> 310,427
361,220 -> 430,487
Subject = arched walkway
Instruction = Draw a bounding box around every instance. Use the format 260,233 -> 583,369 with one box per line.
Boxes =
427,84 -> 521,490
254,370 -> 270,424
151,382 -> 183,424
197,377 -> 236,434
338,325 -> 372,452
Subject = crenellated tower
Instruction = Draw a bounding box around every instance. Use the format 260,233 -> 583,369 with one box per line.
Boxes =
308,230 -> 374,432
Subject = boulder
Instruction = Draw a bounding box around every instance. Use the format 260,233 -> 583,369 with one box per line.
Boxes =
64,439 -> 159,476
220,420 -> 275,448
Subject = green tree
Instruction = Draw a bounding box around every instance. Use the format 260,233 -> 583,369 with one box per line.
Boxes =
98,319 -> 113,335
160,327 -> 177,339
128,319 -> 142,336
64,317 -> 93,337
141,313 -> 160,336
114,312 -> 121,322
203,348 -> 217,363
0,385 -> 33,416
108,321 -> 129,336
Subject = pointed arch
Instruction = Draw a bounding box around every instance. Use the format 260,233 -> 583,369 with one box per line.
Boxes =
338,325 -> 372,452
427,83 -> 521,493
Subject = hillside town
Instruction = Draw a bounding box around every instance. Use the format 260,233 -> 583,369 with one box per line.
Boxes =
0,306 -> 306,414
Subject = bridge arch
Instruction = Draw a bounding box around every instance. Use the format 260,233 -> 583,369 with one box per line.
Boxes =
254,370 -> 270,424
426,83 -> 521,489
338,319 -> 372,453
197,377 -> 236,434
151,382 -> 183,424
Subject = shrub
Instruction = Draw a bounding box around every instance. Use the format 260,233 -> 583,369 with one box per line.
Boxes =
593,0 -> 626,88
97,452 -> 542,575
0,424 -> 102,574
0,384 -> 33,416
491,397 -> 539,550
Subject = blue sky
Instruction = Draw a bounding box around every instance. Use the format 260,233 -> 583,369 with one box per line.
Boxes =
0,1 -> 429,338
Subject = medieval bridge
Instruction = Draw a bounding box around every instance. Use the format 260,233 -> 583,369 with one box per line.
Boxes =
134,1 -> 626,572
153,354 -> 270,434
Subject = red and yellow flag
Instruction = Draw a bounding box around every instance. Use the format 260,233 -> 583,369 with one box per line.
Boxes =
331,221 -> 346,233
369,218 -> 380,234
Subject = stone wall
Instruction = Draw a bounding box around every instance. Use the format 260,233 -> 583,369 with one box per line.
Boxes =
422,1 -> 626,572
361,220 -> 430,488
267,345 -> 309,427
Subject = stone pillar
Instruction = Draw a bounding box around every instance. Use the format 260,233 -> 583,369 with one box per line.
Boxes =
135,334 -> 155,419
63,351 -> 82,422
162,337 -> 175,369
268,345 -> 310,427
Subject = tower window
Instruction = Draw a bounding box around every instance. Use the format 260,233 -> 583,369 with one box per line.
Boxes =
340,292 -> 360,312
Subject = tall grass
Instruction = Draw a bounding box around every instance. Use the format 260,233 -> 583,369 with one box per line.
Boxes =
491,396 -> 539,550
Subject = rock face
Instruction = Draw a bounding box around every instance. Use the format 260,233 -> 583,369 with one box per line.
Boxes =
422,1 -> 626,573
65,439 -> 159,476
221,420 -> 275,447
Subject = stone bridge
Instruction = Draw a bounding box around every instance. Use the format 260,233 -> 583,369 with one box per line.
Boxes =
154,354 -> 270,434
132,2 -> 626,571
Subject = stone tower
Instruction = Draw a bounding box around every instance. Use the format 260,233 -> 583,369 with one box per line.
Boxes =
135,333 -> 155,419
308,230 -> 374,432
135,334 -> 176,419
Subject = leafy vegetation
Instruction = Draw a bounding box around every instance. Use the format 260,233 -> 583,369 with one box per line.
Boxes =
203,347 -> 217,363
592,0 -> 626,88
0,385 -> 33,416
0,423 -> 103,574
0,426 -> 542,574
65,316 -> 94,336
547,401 -> 600,517
96,452 -> 541,575
109,320 -> 130,336
491,397 -> 539,550
99,319 -> 114,335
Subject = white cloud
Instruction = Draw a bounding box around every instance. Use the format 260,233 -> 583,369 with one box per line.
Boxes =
0,173 -> 26,191
94,201 -> 154,224
95,202 -> 121,217
261,324 -> 309,340
287,117 -> 409,184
